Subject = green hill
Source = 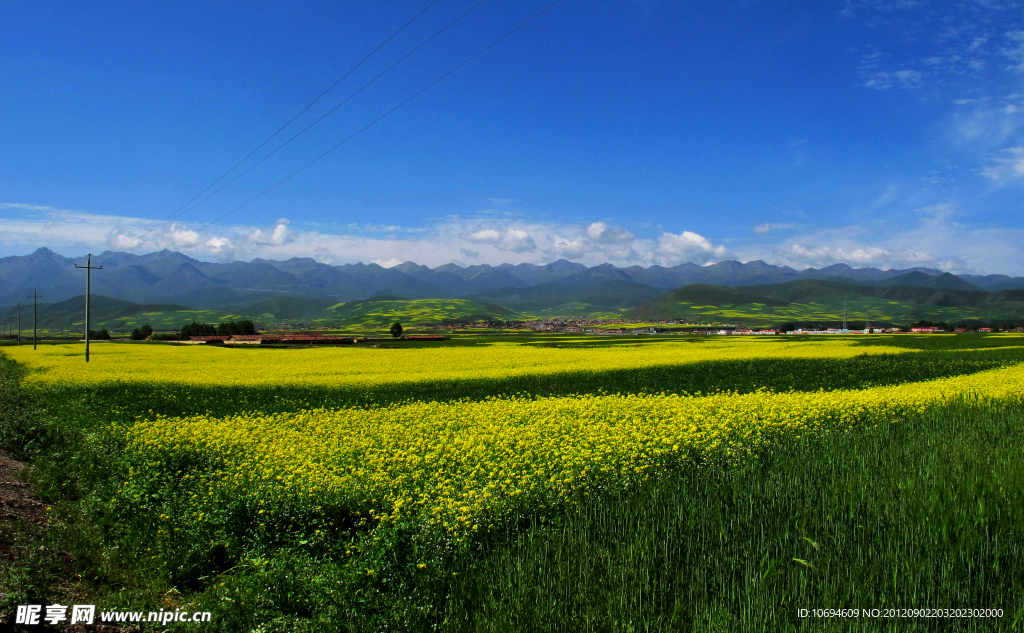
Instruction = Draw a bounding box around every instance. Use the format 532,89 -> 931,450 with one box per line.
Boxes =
629,280 -> 1024,326
233,296 -> 338,323
468,280 -> 661,317
327,298 -> 515,328
0,295 -> 255,334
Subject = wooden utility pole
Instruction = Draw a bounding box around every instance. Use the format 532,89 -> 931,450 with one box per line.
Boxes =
74,255 -> 102,362
15,303 -> 24,345
25,292 -> 42,350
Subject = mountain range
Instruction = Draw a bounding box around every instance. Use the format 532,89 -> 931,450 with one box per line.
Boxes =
4,248 -> 1024,314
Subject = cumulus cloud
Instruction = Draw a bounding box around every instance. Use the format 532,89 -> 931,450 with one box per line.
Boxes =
585,221 -> 635,244
780,243 -> 934,268
205,236 -> 234,254
165,224 -> 200,248
501,229 -> 537,253
655,231 -> 731,265
465,227 -> 537,253
371,258 -> 402,268
6,201 -> 1021,275
466,228 -> 501,243
248,218 -> 293,246
0,203 -> 740,270
552,236 -> 586,258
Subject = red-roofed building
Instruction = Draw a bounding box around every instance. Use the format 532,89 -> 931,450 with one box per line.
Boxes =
226,335 -> 263,345
185,336 -> 228,344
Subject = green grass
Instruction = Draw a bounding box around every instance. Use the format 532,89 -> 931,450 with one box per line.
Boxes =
635,296 -> 1024,327
441,399 -> 1024,632
326,298 -> 514,329
630,281 -> 1024,326
0,296 -> 256,335
1,335 -> 1023,631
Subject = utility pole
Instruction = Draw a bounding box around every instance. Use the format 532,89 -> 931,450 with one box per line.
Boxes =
15,303 -> 24,345
26,291 -> 42,350
74,254 -> 102,362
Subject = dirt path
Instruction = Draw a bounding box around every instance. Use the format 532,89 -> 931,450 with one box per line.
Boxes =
0,451 -> 48,534
0,453 -> 140,632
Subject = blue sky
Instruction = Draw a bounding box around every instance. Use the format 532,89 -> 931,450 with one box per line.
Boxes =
2,0 -> 1023,273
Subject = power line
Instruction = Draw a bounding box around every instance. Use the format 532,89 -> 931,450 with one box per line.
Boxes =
121,0 -> 441,249
153,0 -> 491,243
166,0 -> 564,249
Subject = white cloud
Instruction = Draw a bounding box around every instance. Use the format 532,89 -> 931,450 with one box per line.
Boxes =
979,146 -> 1024,181
466,228 -> 501,243
864,69 -> 924,90
552,236 -> 586,258
654,231 -> 731,265
744,202 -> 1024,275
248,218 -> 293,246
465,227 -> 537,253
753,223 -> 796,234
205,236 -> 234,254
0,202 -> 60,211
165,224 -> 200,247
0,204 -> 739,270
585,221 -> 635,244
4,202 -> 1021,275
1004,30 -> 1024,71
952,100 -> 1022,149
371,258 -> 402,268
500,229 -> 536,253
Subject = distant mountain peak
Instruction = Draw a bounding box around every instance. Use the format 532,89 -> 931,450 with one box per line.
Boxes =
2,247 -> 1023,311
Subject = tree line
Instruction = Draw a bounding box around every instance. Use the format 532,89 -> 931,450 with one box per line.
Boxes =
129,320 -> 258,340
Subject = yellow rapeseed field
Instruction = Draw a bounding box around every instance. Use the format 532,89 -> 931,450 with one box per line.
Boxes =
6,338 -> 909,388
123,362 -> 1024,542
